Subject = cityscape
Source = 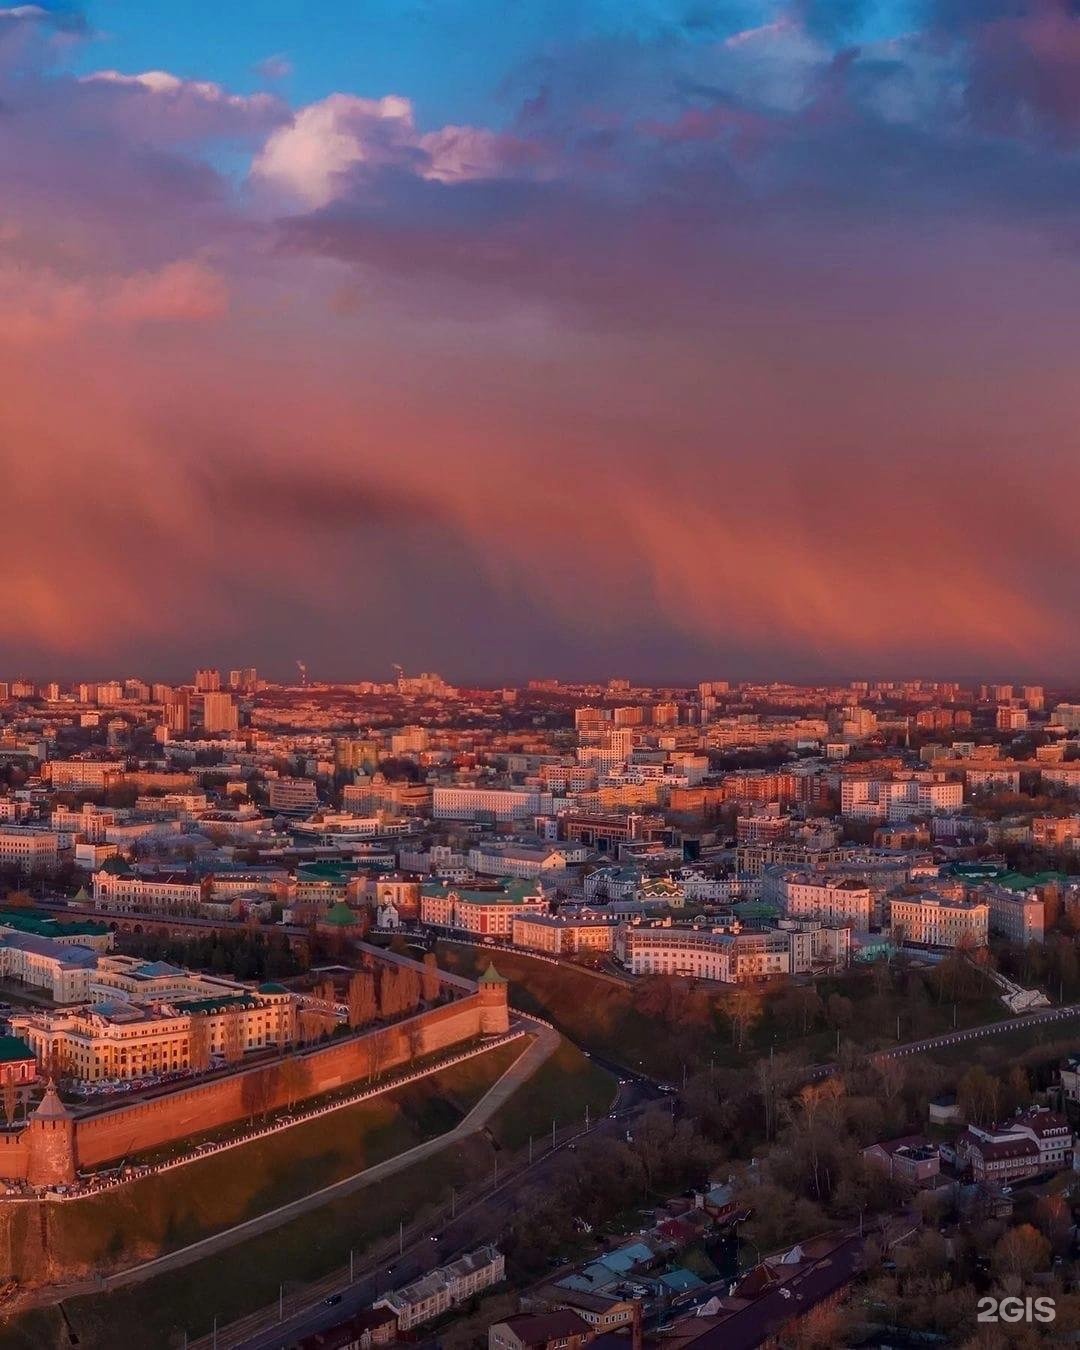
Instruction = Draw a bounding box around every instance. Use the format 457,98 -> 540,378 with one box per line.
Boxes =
6,1 -> 1080,1347
0,672 -> 1079,1347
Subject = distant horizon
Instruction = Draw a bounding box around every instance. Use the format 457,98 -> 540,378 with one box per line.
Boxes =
4,665 -> 1079,693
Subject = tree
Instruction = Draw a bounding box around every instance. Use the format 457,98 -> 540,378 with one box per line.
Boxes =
278,1054 -> 310,1109
422,952 -> 441,1003
727,986 -> 762,1052
957,1065 -> 1000,1127
347,970 -> 377,1029
222,1012 -> 245,1064
400,967 -> 422,1014
826,993 -> 854,1035
378,966 -> 401,1019
240,1066 -> 275,1122
2,1079 -> 16,1126
992,1223 -> 1050,1281
189,1015 -> 212,1072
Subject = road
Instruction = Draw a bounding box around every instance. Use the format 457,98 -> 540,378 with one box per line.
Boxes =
228,1066 -> 660,1350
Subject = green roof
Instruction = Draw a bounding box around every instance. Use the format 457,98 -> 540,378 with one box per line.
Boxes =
0,909 -> 108,939
0,1035 -> 33,1063
323,900 -> 359,926
258,981 -> 290,994
478,964 -> 507,986
995,870 -> 1069,892
176,994 -> 262,1014
298,861 -> 357,881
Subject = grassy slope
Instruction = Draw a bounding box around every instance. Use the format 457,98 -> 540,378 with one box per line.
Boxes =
436,942 -> 1009,1073
18,1039 -> 524,1282
435,943 -> 679,1075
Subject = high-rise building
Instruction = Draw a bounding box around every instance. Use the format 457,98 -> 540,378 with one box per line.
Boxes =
194,668 -> 221,693
163,691 -> 190,733
228,668 -> 258,691
202,692 -> 239,734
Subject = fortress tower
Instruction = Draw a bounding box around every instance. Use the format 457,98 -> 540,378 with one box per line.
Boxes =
477,964 -> 510,1034
25,1081 -> 77,1187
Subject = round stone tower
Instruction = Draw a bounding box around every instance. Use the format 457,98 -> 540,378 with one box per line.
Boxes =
477,964 -> 510,1034
25,1081 -> 77,1188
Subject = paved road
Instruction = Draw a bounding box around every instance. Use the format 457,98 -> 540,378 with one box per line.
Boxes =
231,1067 -> 660,1350
805,1001 -> 1080,1080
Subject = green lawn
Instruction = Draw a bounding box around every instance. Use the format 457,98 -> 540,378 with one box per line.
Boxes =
486,1038 -> 616,1150
0,1134 -> 495,1350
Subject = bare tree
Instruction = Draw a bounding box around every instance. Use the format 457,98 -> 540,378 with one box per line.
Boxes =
2,1079 -> 16,1127
347,971 -> 377,1029
422,952 -> 441,1003
189,1015 -> 212,1072
222,1012 -> 245,1065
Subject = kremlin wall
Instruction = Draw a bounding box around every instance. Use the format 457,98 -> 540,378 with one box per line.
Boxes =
0,972 -> 510,1188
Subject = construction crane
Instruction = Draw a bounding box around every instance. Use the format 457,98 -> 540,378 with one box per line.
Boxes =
296,660 -> 308,687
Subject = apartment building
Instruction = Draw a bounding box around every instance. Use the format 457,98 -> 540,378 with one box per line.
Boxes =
620,925 -> 790,983
957,1109 -> 1072,1184
11,980 -> 295,1081
0,933 -> 95,1002
979,884 -> 1046,944
780,874 -> 872,929
887,893 -> 989,949
467,843 -> 589,881
0,827 -> 61,873
840,775 -> 963,822
45,760 -> 124,792
267,777 -> 319,813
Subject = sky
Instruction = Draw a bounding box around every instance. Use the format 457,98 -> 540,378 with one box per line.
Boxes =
3,1 -> 1080,684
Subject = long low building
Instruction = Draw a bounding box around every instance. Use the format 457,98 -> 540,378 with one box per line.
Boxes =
510,913 -> 617,956
420,882 -> 549,937
11,974 -> 296,1081
617,919 -> 849,984
0,933 -> 97,1002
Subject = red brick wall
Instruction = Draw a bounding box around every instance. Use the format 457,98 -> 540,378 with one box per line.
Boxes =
73,993 -> 490,1169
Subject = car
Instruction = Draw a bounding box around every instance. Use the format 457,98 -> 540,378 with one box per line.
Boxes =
324,1294 -> 342,1306
430,1234 -> 441,1242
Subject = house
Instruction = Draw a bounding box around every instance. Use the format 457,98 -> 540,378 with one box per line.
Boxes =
549,1290 -> 639,1333
658,1232 -> 863,1350
374,1246 -> 505,1331
862,1137 -> 941,1187
956,1108 -> 1072,1184
296,1307 -> 398,1350
489,1310 -> 593,1350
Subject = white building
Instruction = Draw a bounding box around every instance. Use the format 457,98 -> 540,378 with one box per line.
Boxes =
432,787 -> 552,822
887,893 -> 988,949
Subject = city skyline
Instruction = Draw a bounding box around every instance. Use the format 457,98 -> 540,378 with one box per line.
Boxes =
6,2 -> 1080,676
